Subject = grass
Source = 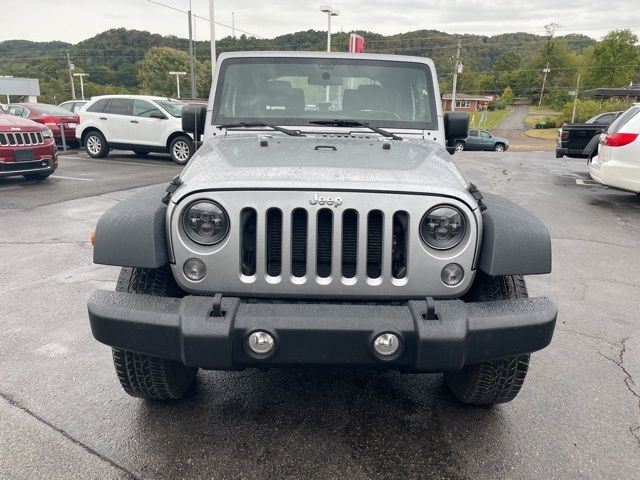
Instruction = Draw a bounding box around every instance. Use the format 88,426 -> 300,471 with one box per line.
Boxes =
524,106 -> 561,128
528,106 -> 560,116
523,128 -> 558,140
468,108 -> 512,130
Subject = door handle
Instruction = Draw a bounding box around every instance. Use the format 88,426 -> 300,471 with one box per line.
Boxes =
130,120 -> 139,124
99,117 -> 107,120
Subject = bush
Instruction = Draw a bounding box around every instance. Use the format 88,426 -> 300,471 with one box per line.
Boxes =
557,98 -> 636,124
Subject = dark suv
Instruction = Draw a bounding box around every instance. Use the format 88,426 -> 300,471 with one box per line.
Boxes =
455,129 -> 509,152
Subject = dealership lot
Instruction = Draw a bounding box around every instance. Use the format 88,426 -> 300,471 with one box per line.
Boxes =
1,150 -> 639,479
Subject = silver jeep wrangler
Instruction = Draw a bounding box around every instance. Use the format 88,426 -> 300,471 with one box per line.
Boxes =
88,52 -> 556,405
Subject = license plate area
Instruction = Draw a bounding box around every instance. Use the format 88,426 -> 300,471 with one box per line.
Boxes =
14,149 -> 35,162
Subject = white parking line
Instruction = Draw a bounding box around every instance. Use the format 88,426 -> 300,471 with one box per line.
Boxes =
52,175 -> 94,181
62,156 -> 177,169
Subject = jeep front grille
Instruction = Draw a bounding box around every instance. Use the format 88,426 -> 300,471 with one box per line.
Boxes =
0,131 -> 44,146
240,206 -> 407,283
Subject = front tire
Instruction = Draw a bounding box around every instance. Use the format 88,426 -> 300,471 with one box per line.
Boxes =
494,143 -> 505,152
84,131 -> 109,158
169,135 -> 194,165
112,267 -> 197,400
444,273 -> 531,405
455,141 -> 465,152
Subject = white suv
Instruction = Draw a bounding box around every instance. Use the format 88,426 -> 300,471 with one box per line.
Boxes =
590,103 -> 640,194
76,95 -> 195,164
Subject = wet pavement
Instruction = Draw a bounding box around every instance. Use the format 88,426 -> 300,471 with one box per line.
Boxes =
1,150 -> 639,480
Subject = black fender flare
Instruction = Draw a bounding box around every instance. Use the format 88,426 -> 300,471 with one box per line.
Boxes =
93,185 -> 169,268
478,193 -> 552,276
581,133 -> 602,158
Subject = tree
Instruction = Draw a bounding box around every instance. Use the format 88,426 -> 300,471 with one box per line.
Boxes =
501,86 -> 515,105
138,46 -> 190,97
584,29 -> 640,88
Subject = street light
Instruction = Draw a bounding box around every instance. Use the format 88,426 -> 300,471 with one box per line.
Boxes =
73,73 -> 88,100
320,5 -> 339,52
169,71 -> 187,99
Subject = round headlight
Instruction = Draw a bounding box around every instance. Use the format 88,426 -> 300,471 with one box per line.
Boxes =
183,200 -> 229,245
420,206 -> 466,250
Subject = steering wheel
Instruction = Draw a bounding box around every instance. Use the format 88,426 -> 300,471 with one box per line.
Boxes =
359,110 -> 402,120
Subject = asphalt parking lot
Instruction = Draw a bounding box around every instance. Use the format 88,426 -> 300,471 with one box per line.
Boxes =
1,149 -> 639,480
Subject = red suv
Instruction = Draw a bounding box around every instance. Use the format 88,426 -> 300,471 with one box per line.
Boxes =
7,103 -> 79,147
0,111 -> 58,180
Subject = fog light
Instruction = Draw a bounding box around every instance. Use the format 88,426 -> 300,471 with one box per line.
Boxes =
373,333 -> 400,357
248,331 -> 275,355
183,258 -> 207,281
441,263 -> 464,286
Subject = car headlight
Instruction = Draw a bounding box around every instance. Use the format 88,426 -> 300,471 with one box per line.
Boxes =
42,128 -> 53,139
182,200 -> 229,245
420,205 -> 466,250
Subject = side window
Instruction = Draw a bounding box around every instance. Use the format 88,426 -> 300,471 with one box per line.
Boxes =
609,107 -> 640,134
105,98 -> 133,116
480,131 -> 491,138
87,99 -> 109,113
469,129 -> 479,137
133,100 -> 163,118
22,108 -> 30,118
595,114 -> 613,124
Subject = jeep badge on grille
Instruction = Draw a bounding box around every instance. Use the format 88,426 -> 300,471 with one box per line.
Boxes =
309,194 -> 343,207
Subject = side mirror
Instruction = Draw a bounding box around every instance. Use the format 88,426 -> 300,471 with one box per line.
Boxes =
444,112 -> 469,155
150,111 -> 166,119
182,104 -> 207,137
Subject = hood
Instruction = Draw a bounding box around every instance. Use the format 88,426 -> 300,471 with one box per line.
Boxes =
176,135 -> 475,205
0,113 -> 47,132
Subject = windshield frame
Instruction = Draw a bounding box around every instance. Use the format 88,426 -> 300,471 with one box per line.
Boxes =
155,99 -> 184,118
212,57 -> 439,131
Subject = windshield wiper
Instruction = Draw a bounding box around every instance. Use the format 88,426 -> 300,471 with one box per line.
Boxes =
217,122 -> 305,137
309,120 -> 403,140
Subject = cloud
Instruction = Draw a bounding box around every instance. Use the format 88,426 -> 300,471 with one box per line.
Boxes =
0,0 -> 638,44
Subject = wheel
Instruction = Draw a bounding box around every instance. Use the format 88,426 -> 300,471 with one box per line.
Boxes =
84,131 -> 109,158
112,267 -> 197,400
455,141 -> 465,152
494,143 -> 505,152
444,272 -> 531,406
133,150 -> 149,157
169,135 -> 194,165
556,152 -> 563,158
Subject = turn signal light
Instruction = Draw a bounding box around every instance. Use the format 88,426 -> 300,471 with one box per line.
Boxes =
90,231 -> 96,246
603,133 -> 638,147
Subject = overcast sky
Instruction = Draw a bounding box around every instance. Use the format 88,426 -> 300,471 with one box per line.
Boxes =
1,0 -> 639,44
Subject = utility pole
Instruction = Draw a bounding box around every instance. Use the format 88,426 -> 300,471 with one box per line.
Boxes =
187,6 -> 197,99
169,71 -> 186,98
571,74 -> 581,123
66,50 -> 76,100
209,0 -> 216,75
232,12 -> 235,38
73,73 -> 88,100
539,63 -> 551,106
451,38 -> 462,112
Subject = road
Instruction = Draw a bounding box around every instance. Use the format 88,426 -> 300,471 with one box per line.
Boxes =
1,150 -> 639,480
491,105 -> 555,151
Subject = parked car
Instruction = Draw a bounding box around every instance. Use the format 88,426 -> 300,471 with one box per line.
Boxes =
589,104 -> 640,193
455,129 -> 508,152
556,111 -> 624,159
59,100 -> 88,114
88,51 -> 556,406
7,103 -> 79,147
76,95 -> 194,164
0,110 -> 58,180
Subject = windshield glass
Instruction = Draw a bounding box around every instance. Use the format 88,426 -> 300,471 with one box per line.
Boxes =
213,57 -> 438,130
35,104 -> 77,116
156,99 -> 184,117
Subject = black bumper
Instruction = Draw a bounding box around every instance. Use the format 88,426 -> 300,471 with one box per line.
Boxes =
88,291 -> 557,371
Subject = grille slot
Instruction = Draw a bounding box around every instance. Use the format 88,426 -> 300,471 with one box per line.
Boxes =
341,209 -> 358,278
392,211 -> 408,279
316,209 -> 333,278
266,208 -> 282,277
291,208 -> 308,277
367,210 -> 384,279
240,208 -> 256,276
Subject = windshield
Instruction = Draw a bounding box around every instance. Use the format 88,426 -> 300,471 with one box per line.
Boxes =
213,57 -> 438,130
34,104 -> 76,116
156,99 -> 184,118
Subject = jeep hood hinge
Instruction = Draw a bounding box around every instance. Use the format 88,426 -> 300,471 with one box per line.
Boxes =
467,183 -> 487,211
162,175 -> 184,205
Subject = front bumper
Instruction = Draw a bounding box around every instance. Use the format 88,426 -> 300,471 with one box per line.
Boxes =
0,157 -> 55,178
88,291 -> 557,371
